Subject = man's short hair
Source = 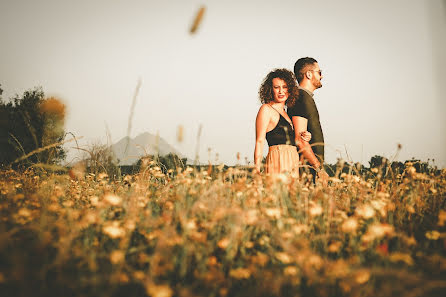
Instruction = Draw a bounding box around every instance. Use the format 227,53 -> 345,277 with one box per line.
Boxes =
294,57 -> 318,83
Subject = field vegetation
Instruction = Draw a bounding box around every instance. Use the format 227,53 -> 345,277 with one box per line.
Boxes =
0,158 -> 445,297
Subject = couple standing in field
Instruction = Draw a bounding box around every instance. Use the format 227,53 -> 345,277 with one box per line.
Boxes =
254,57 -> 328,181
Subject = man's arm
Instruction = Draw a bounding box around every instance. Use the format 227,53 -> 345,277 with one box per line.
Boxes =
292,116 -> 322,170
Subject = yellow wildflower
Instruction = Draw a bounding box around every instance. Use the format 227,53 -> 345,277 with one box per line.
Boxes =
229,268 -> 251,279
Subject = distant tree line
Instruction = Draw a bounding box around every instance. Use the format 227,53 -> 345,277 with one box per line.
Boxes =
323,155 -> 440,178
119,153 -> 188,175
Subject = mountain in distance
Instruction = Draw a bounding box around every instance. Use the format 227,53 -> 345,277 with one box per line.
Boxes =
111,132 -> 184,165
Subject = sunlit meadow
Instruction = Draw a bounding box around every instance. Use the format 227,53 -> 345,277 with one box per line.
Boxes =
0,160 -> 445,297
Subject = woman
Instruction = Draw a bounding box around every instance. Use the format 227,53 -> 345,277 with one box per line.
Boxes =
254,69 -> 311,174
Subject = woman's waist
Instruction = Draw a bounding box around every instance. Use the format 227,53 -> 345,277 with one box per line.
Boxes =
266,133 -> 295,145
267,144 -> 297,150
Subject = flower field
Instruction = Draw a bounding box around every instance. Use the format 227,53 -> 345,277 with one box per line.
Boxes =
0,162 -> 445,297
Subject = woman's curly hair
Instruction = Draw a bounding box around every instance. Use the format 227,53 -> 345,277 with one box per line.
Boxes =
258,68 -> 299,108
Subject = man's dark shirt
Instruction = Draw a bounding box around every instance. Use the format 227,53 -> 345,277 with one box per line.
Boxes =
287,87 -> 324,163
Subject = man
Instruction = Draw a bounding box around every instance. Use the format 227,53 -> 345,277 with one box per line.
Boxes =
287,57 -> 327,180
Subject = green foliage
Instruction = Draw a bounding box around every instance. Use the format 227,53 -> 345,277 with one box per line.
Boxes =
0,87 -> 66,167
136,153 -> 187,174
83,143 -> 121,178
158,153 -> 187,173
369,155 -> 388,169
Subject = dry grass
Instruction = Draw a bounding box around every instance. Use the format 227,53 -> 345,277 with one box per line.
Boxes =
0,162 -> 445,297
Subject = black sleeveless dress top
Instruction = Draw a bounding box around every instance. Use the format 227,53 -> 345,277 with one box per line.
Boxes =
266,112 -> 296,147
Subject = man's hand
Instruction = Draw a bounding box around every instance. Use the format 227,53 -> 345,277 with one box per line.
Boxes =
300,131 -> 312,142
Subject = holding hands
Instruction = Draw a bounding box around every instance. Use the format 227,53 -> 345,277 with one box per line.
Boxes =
300,131 -> 312,142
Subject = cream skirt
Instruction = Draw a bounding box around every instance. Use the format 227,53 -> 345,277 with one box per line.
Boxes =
265,145 -> 299,174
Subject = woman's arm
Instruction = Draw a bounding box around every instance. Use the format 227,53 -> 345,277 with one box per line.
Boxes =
254,105 -> 270,173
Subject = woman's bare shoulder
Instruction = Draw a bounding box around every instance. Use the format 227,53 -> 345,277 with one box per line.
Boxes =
256,104 -> 274,123
258,103 -> 273,113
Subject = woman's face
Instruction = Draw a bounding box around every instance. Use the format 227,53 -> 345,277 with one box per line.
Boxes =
272,78 -> 288,103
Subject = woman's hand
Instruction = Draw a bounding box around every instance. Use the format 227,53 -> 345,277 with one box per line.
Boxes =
300,131 -> 312,142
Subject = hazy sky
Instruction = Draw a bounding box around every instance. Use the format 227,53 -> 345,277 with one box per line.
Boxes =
1,0 -> 445,167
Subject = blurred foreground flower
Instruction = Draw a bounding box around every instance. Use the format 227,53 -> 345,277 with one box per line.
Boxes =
438,210 -> 446,226
275,252 -> 293,264
104,193 -> 122,206
229,267 -> 251,279
328,241 -> 342,253
406,205 -> 416,214
265,208 -> 281,219
284,266 -> 299,276
218,238 -> 230,249
244,209 -> 258,225
271,173 -> 289,184
368,223 -> 394,237
355,205 -> 375,219
309,203 -> 323,217
146,283 -> 173,297
355,269 -> 370,284
389,252 -> 414,266
341,218 -> 358,233
110,250 -> 125,264
425,230 -> 441,240
362,223 -> 394,243
98,173 -> 108,180
306,254 -> 323,270
17,208 -> 31,217
293,224 -> 309,235
103,221 -> 126,238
